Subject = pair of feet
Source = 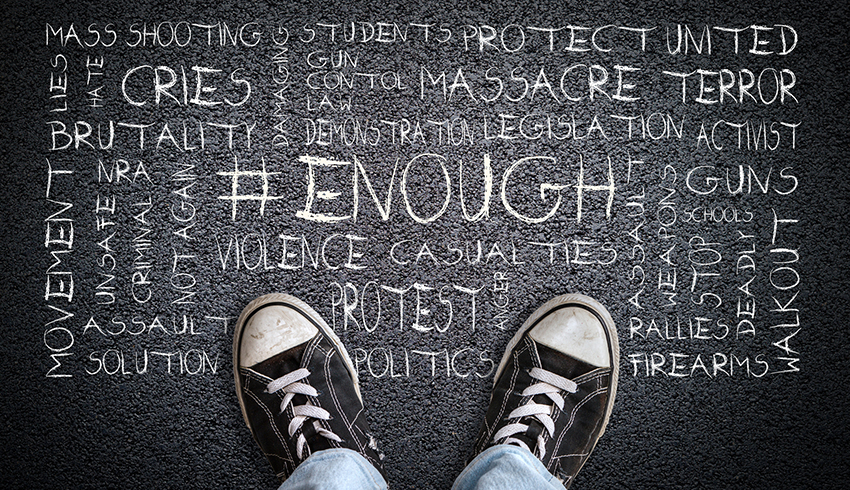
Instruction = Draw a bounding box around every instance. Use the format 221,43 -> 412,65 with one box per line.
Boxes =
233,293 -> 619,488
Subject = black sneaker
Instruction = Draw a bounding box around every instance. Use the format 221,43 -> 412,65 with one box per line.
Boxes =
233,293 -> 384,481
471,293 -> 619,488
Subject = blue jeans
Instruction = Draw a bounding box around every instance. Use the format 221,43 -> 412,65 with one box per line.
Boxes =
278,445 -> 567,490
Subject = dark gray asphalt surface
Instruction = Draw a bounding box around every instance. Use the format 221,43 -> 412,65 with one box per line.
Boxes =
1,0 -> 848,488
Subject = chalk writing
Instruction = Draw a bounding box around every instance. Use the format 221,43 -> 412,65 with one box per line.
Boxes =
41,18 -> 804,384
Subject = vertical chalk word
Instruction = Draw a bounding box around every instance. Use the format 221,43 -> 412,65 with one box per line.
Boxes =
271,26 -> 291,146
768,209 -> 801,374
655,165 -> 679,309
624,164 -> 647,311
44,160 -> 76,378
171,160 -> 198,305
86,56 -> 106,108
93,191 -> 118,305
48,55 -> 68,112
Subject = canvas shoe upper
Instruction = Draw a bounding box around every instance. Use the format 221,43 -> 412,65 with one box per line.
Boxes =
233,293 -> 384,482
471,293 -> 619,488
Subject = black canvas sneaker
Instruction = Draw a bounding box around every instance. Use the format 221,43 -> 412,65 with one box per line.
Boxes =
471,293 -> 619,488
233,293 -> 384,481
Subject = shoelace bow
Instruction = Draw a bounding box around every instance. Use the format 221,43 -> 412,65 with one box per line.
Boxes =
493,367 -> 578,459
265,368 -> 342,460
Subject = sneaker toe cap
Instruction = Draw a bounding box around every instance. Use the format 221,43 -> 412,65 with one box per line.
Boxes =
529,307 -> 612,368
239,305 -> 318,367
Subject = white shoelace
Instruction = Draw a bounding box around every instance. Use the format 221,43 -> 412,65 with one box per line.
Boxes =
265,368 -> 342,460
493,367 -> 578,459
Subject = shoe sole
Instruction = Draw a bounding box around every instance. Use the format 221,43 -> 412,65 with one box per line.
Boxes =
232,293 -> 362,432
493,293 -> 620,441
